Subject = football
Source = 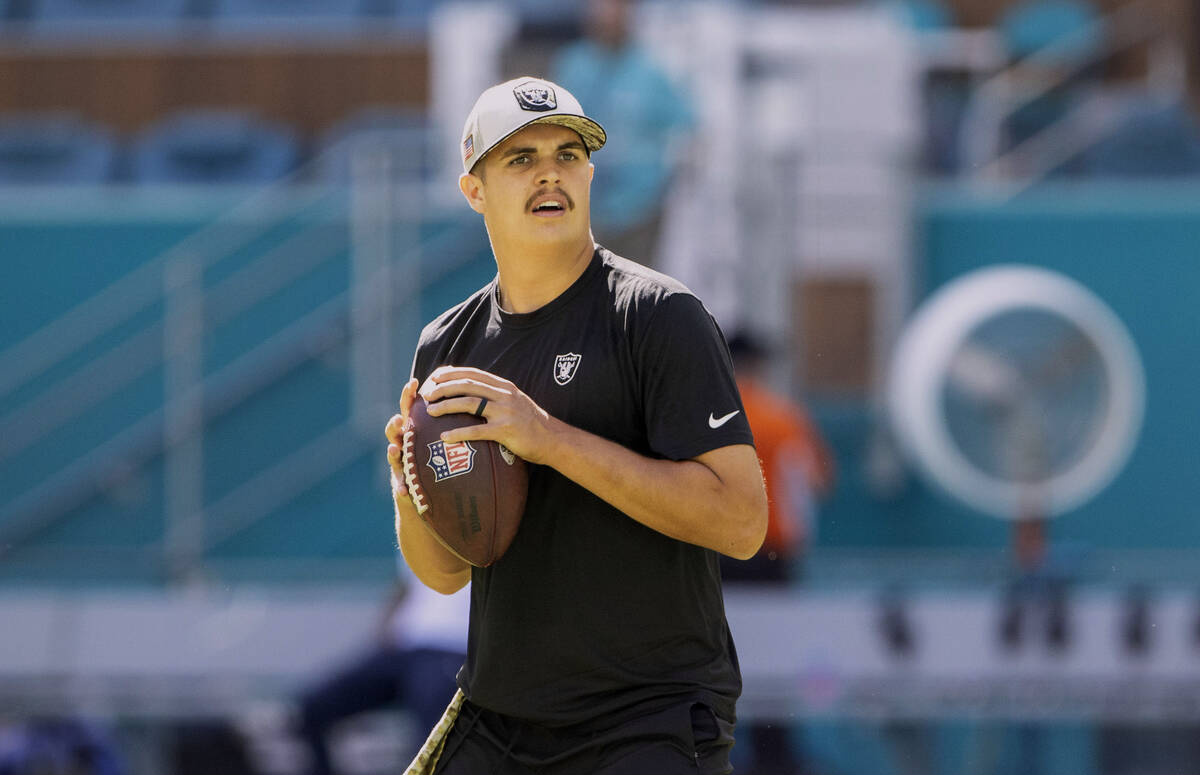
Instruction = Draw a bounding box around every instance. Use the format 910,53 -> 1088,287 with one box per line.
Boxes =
401,395 -> 528,567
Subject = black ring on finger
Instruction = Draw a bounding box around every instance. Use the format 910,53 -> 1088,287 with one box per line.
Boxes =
474,397 -> 488,418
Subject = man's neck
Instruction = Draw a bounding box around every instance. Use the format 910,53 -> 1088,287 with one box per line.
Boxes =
492,238 -> 596,314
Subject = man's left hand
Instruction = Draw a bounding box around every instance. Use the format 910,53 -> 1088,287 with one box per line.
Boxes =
421,366 -> 559,466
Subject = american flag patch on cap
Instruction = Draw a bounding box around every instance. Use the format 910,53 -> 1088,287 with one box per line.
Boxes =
462,134 -> 474,162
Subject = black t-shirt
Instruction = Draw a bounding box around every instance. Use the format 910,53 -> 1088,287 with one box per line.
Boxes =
410,247 -> 754,728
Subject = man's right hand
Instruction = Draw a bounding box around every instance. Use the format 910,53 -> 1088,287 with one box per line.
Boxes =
385,377 -> 472,594
385,377 -> 420,518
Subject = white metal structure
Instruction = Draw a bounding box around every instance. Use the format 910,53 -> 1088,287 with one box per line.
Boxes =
640,2 -> 920,385
888,265 -> 1145,518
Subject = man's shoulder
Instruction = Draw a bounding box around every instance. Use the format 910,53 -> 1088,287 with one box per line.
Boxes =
599,249 -> 724,342
598,247 -> 694,310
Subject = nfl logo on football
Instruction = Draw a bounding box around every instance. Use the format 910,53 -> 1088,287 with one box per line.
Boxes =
426,439 -> 476,482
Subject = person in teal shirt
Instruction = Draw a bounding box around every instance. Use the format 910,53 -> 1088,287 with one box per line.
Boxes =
551,0 -> 696,266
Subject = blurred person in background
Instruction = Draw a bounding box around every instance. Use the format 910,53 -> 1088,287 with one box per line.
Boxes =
722,330 -> 834,586
722,330 -> 835,775
550,0 -> 696,267
0,717 -> 125,775
296,560 -> 468,775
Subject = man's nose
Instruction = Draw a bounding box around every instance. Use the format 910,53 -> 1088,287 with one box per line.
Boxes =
535,159 -> 561,185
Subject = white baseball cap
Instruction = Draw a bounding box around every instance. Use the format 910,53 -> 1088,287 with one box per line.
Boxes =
460,77 -> 607,174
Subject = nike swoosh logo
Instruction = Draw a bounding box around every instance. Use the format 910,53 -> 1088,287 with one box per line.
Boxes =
708,410 -> 740,429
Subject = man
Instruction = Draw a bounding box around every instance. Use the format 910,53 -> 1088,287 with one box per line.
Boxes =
721,330 -> 835,775
384,77 -> 767,775
722,331 -> 835,585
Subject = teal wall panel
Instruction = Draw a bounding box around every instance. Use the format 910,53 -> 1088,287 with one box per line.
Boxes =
816,184 -> 1200,557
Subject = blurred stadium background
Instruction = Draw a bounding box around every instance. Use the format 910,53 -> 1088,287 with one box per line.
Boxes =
0,0 -> 1198,773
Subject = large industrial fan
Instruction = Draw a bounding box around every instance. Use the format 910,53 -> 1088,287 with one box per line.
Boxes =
888,265 -> 1144,524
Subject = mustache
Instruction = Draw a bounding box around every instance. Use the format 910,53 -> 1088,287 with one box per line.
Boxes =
526,187 -> 575,212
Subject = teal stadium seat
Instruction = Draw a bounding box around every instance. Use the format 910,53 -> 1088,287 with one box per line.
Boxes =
512,0 -> 583,38
129,109 -> 299,184
207,0 -> 389,27
0,113 -> 116,183
996,0 -> 1101,171
884,0 -> 953,31
1085,99 -> 1200,178
999,0 -> 1100,62
884,0 -> 966,173
391,0 -> 433,29
314,106 -> 435,183
30,0 -> 192,24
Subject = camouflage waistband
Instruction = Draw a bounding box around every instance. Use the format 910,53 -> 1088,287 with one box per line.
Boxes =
404,688 -> 466,775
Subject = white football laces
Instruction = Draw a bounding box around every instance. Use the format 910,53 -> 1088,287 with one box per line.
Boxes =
401,428 -> 429,515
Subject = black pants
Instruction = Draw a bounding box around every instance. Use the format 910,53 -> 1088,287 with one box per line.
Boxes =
433,699 -> 734,774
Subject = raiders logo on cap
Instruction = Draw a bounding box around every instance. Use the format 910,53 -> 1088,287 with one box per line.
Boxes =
513,81 -> 557,112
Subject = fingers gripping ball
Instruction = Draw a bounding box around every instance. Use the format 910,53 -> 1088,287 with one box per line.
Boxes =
401,396 -> 528,567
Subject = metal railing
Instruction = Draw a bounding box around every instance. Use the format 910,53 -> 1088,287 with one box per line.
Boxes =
0,133 -> 482,583
957,0 -> 1188,191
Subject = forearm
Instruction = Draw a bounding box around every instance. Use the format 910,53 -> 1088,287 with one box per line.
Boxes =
419,365 -> 767,559
395,500 -> 471,594
542,417 -> 766,559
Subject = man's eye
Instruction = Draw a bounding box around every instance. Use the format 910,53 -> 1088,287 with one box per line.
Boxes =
558,152 -> 577,161
510,155 -> 530,165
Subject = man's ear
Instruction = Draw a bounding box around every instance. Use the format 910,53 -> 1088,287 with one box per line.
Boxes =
588,162 -> 595,182
459,172 -> 486,214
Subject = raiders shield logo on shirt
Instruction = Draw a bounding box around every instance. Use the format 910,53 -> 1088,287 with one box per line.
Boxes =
514,81 -> 557,112
553,353 -> 581,385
